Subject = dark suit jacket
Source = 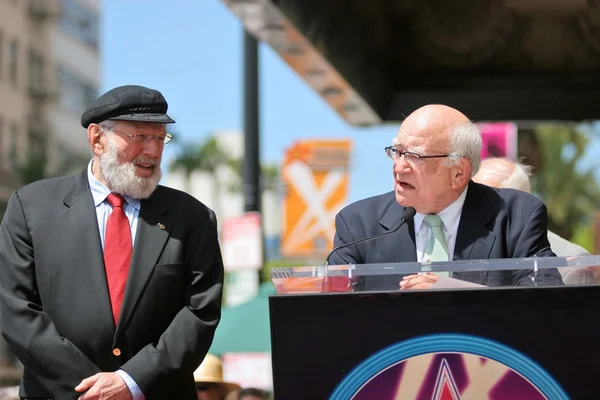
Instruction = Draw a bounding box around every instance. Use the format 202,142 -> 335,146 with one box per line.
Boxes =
0,170 -> 224,399
329,181 -> 562,291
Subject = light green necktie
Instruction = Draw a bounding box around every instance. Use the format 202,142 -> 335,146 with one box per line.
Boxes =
423,214 -> 450,277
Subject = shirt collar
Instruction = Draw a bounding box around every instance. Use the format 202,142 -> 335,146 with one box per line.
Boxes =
87,159 -> 141,210
413,185 -> 469,234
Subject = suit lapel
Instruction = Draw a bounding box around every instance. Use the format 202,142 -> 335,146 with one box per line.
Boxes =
454,182 -> 497,261
379,201 -> 417,262
61,170 -> 114,337
116,191 -> 170,338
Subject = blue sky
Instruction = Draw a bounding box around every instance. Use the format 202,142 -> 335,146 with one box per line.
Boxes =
102,0 -> 398,203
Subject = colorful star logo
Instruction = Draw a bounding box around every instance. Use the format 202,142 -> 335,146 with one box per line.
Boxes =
432,358 -> 461,400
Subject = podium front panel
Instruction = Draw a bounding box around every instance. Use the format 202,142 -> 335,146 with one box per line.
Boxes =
269,285 -> 599,399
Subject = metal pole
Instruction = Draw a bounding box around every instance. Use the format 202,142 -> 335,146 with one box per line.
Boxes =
243,30 -> 260,214
242,29 -> 265,286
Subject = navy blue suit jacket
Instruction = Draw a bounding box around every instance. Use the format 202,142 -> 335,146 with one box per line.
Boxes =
330,181 -> 563,290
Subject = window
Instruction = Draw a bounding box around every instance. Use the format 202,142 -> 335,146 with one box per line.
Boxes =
57,67 -> 97,113
29,133 -> 46,157
9,39 -> 18,87
60,0 -> 99,50
10,123 -> 18,157
0,30 -> 4,82
0,117 -> 4,168
29,49 -> 45,89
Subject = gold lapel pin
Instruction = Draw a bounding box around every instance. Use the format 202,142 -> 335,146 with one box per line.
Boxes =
158,223 -> 166,230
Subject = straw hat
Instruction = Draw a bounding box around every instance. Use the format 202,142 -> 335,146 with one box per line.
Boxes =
193,354 -> 241,393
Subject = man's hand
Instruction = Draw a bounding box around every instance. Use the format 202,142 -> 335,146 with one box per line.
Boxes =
587,266 -> 600,281
75,372 -> 133,400
400,272 -> 439,290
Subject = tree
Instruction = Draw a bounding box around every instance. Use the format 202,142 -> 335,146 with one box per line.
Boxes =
524,124 -> 600,241
260,164 -> 280,193
0,200 -> 7,222
225,159 -> 280,195
12,150 -> 48,184
0,149 -> 86,221
169,142 -> 203,193
169,136 -> 233,218
170,135 -> 281,282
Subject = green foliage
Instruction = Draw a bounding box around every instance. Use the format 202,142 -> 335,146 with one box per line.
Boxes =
169,143 -> 203,177
261,164 -> 280,192
170,134 -> 284,280
170,133 -> 281,197
1,148 -> 87,222
11,148 -> 87,186
169,135 -> 235,220
12,151 -> 48,185
170,136 -> 231,177
0,200 -> 7,222
570,222 -> 594,253
226,159 -> 280,194
530,124 -> 600,240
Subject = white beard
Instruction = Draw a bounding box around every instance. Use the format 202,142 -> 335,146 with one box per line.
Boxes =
99,139 -> 161,199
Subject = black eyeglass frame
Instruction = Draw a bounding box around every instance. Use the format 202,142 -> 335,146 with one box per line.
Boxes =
99,124 -> 173,145
384,146 -> 453,162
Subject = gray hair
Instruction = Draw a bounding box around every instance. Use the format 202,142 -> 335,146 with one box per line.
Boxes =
494,158 -> 533,193
98,119 -> 117,130
446,122 -> 482,177
476,157 -> 533,193
504,161 -> 533,192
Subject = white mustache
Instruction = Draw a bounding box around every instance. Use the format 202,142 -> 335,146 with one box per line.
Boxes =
134,158 -> 158,165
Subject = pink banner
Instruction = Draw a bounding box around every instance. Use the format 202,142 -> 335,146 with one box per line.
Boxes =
478,122 -> 518,160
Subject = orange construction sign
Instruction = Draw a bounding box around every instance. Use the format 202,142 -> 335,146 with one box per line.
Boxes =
281,139 -> 352,258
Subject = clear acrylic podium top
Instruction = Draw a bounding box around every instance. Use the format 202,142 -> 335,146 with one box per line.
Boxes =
270,255 -> 600,294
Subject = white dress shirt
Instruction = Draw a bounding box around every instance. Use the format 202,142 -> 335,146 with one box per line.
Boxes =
413,186 -> 469,262
87,160 -> 145,400
87,160 -> 141,249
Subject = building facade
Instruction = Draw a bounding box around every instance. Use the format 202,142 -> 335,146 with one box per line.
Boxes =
0,0 -> 101,367
0,0 -> 101,217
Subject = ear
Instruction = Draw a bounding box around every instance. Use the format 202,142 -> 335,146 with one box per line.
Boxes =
451,158 -> 472,188
88,124 -> 104,155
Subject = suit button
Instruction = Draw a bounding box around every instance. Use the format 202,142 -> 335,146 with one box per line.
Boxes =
112,348 -> 121,356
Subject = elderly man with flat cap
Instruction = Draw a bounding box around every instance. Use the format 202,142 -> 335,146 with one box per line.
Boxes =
329,104 -> 563,290
0,85 -> 224,400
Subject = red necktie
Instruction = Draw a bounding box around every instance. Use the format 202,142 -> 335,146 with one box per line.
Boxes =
104,193 -> 132,325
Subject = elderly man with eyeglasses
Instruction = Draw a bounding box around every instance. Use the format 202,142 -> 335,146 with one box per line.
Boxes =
329,104 -> 562,291
0,85 -> 224,400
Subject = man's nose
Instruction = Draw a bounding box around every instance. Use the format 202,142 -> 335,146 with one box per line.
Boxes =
393,155 -> 411,171
141,137 -> 163,157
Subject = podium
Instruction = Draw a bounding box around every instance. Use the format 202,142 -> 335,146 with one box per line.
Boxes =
269,255 -> 600,399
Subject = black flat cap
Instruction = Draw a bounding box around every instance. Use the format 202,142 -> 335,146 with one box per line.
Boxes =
81,85 -> 175,128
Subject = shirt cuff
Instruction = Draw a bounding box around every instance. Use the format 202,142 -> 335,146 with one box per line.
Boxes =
116,369 -> 145,400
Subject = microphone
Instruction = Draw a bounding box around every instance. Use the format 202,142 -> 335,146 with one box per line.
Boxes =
325,206 -> 416,266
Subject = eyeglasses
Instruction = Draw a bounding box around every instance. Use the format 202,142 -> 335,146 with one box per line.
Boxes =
385,146 -> 451,165
100,124 -> 172,145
